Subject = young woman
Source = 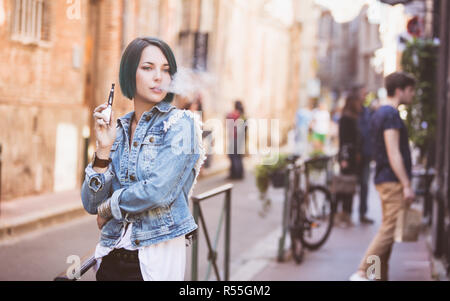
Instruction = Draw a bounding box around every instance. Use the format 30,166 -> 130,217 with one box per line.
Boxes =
226,100 -> 246,180
81,37 -> 206,281
335,93 -> 362,228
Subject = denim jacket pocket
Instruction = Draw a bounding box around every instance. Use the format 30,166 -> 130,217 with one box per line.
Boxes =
143,205 -> 175,230
139,132 -> 163,178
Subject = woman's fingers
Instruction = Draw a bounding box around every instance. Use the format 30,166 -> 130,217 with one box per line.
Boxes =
94,103 -> 108,113
93,112 -> 108,126
109,111 -> 116,128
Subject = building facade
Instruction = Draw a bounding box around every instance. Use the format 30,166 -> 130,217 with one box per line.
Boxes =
0,0 -> 91,200
432,0 -> 450,276
317,5 -> 383,98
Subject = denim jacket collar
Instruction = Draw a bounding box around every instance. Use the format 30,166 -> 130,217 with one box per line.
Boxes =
153,100 -> 175,113
117,100 -> 176,128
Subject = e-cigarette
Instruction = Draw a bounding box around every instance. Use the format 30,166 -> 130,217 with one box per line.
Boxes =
102,83 -> 115,125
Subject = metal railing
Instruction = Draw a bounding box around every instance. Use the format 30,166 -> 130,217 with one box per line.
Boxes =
191,183 -> 233,281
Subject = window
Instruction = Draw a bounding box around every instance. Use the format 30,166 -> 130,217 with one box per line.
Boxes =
11,0 -> 51,44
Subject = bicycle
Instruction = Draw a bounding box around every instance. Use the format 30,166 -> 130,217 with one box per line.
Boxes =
284,154 -> 335,264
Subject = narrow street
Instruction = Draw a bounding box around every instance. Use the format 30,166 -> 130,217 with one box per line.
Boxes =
0,162 -> 433,281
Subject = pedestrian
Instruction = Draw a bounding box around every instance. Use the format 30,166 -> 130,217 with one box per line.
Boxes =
352,84 -> 375,224
294,99 -> 313,157
330,95 -> 345,153
310,101 -> 330,154
350,72 -> 416,281
226,100 -> 246,180
81,37 -> 206,281
335,93 -> 362,228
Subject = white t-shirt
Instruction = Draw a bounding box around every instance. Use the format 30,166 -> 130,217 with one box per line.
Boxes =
94,223 -> 187,281
312,109 -> 330,135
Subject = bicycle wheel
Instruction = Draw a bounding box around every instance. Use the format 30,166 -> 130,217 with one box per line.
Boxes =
289,191 -> 305,264
300,185 -> 334,250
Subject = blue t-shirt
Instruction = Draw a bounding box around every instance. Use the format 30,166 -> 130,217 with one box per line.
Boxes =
371,105 -> 412,184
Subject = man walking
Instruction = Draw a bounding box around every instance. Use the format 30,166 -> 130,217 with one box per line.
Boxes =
350,72 -> 416,281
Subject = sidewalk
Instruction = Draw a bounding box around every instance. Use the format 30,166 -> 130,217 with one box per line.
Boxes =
249,171 -> 435,281
0,154 -> 231,242
0,190 -> 87,241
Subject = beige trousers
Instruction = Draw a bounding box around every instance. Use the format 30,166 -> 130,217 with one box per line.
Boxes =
358,182 -> 404,281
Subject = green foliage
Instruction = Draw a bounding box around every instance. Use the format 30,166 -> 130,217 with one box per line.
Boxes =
254,153 -> 289,196
400,38 -> 438,159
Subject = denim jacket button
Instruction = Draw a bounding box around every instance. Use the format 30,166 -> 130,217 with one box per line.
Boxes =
145,115 -> 151,122
130,175 -> 136,181
149,137 -> 154,143
133,141 -> 138,147
135,240 -> 140,245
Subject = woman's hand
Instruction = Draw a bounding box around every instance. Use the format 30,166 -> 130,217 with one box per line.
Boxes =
97,214 -> 110,230
403,185 -> 415,207
93,102 -> 117,151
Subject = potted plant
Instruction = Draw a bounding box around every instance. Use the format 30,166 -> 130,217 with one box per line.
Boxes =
254,153 -> 289,197
254,153 -> 288,217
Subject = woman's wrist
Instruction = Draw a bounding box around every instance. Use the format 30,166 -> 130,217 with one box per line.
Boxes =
92,147 -> 111,173
96,146 -> 111,160
402,181 -> 412,189
97,199 -> 112,219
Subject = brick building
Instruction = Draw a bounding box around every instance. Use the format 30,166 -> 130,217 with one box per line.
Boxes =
0,0 -> 92,200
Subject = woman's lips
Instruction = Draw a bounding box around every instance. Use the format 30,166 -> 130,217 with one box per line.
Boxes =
151,87 -> 163,94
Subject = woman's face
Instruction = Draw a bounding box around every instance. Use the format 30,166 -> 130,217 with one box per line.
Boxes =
135,45 -> 172,104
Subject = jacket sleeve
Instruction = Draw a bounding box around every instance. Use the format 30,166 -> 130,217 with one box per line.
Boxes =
80,163 -> 115,215
109,112 -> 203,221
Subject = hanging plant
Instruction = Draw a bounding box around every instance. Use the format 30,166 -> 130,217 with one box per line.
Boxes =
400,38 -> 438,162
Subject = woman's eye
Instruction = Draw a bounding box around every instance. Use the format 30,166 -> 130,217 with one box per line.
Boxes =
163,69 -> 170,73
143,66 -> 152,70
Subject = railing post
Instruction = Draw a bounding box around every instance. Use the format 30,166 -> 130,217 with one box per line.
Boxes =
224,189 -> 231,281
188,184 -> 233,281
191,199 -> 199,281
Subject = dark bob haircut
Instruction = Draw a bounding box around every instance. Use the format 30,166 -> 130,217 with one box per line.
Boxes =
385,72 -> 416,97
119,37 -> 177,102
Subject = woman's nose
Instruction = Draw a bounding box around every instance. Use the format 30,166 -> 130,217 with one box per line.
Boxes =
154,70 -> 162,82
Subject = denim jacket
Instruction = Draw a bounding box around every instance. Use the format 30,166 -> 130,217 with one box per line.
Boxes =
81,100 -> 205,248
